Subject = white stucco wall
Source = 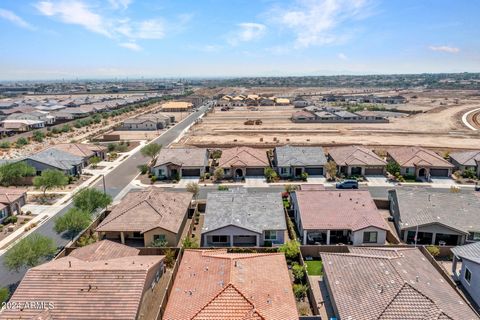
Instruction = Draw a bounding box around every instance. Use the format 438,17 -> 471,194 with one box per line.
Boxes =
352,227 -> 387,245
458,259 -> 480,307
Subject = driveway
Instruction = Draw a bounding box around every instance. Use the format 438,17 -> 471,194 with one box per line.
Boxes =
365,175 -> 395,187
175,177 -> 200,188
430,177 -> 457,188
307,175 -> 327,184
245,176 -> 268,187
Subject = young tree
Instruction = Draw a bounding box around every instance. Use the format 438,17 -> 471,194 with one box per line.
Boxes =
73,188 -> 112,214
279,240 -> 300,262
186,182 -> 200,199
386,161 -> 401,175
264,167 -> 278,183
141,143 -> 162,162
89,156 -> 101,169
32,130 -> 45,142
4,234 -> 56,272
33,170 -> 69,196
182,236 -> 199,249
0,162 -> 36,186
214,168 -> 224,181
325,160 -> 338,180
54,208 -> 92,240
16,137 -> 29,147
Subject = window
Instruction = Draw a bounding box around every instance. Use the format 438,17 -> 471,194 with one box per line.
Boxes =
132,232 -> 142,238
363,231 -> 378,243
280,167 -> 288,174
264,230 -> 277,241
153,234 -> 166,242
212,235 -> 228,243
465,268 -> 472,284
468,232 -> 480,241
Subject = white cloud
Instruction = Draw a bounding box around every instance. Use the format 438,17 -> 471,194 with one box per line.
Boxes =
429,45 -> 460,53
119,42 -> 142,51
338,52 -> 348,60
108,0 -> 132,10
0,8 -> 35,30
35,0 -> 111,37
136,19 -> 165,39
228,22 -> 266,45
271,0 -> 374,48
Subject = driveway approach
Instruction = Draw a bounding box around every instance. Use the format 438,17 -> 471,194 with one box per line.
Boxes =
0,104 -> 209,289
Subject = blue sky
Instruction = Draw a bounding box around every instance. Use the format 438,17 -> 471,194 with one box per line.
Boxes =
0,0 -> 479,80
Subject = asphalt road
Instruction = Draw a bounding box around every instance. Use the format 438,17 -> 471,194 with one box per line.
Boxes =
0,104 -> 210,289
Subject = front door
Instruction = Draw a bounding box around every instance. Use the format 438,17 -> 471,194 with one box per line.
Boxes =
295,168 -> 303,177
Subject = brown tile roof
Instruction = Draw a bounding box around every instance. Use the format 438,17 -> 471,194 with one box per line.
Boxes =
321,248 -> 479,320
96,188 -> 192,234
1,247 -> 164,320
48,143 -> 106,158
219,147 -> 269,168
68,240 -> 140,262
153,148 -> 208,168
0,187 -> 26,205
449,150 -> 480,166
328,146 -> 386,166
294,190 -> 388,231
163,250 -> 298,320
388,147 -> 454,168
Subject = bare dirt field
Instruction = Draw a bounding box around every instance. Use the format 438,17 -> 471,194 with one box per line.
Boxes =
177,89 -> 480,150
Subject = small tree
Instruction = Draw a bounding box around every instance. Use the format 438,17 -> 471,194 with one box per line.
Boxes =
462,168 -> 477,179
4,234 -> 56,272
16,137 -> 29,147
164,248 -> 176,268
279,240 -> 300,262
0,162 -> 35,186
138,164 -> 148,174
73,188 -> 112,214
0,287 -> 9,304
141,143 -> 162,162
426,245 -> 440,257
210,150 -> 222,160
293,284 -> 308,301
33,169 -> 69,196
292,263 -> 306,283
32,130 -> 45,142
214,167 -> 224,181
54,208 -> 92,240
186,182 -> 200,199
264,167 -> 278,183
182,237 -> 199,249
386,161 -> 401,175
89,156 -> 101,169
325,160 -> 338,180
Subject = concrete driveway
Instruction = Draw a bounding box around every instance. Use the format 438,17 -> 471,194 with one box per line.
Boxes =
245,176 -> 268,187
365,175 -> 395,187
176,177 -> 200,188
430,177 -> 457,188
307,175 -> 327,184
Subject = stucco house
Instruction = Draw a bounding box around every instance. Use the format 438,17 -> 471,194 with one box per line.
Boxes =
96,188 -> 193,247
451,242 -> 480,308
151,148 -> 208,179
202,189 -> 287,247
273,145 -> 328,178
387,147 -> 454,179
388,188 -> 480,245
0,188 -> 27,223
22,148 -> 84,176
218,146 -> 269,179
449,150 -> 480,178
328,145 -> 387,176
291,190 -> 388,245
49,143 -> 107,167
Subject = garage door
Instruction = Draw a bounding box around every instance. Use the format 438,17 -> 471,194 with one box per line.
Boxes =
246,168 -> 265,176
430,169 -> 449,177
181,168 -> 201,177
365,168 -> 384,175
305,167 -> 324,175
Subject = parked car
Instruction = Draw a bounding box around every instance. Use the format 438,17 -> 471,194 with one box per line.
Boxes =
336,179 -> 359,189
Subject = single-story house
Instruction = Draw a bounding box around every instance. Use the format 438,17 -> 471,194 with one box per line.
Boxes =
387,147 -> 454,179
120,114 -> 170,131
273,145 -> 328,178
218,146 -> 269,179
161,101 -> 193,112
449,150 -> 480,178
96,188 -> 193,247
0,188 -> 27,223
293,98 -> 309,108
163,250 -> 298,320
291,110 -> 316,122
0,119 -> 45,132
291,190 -> 388,245
151,148 -> 208,179
49,143 -> 107,166
388,188 -> 480,245
1,240 -> 165,320
321,247 -> 478,320
451,242 -> 480,308
22,148 -> 84,176
202,190 -> 287,247
328,145 -> 387,176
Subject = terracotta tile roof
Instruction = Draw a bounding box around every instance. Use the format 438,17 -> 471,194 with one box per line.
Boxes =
1,247 -> 164,320
48,143 -> 106,158
0,187 -> 26,205
328,146 -> 386,166
388,147 -> 454,168
163,250 -> 298,320
293,190 -> 388,231
153,148 -> 208,168
449,150 -> 480,166
96,188 -> 192,234
321,248 -> 479,320
219,147 -> 269,168
68,240 -> 140,262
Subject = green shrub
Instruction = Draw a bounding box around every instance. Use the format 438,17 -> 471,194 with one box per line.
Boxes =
264,167 -> 278,183
3,216 -> 18,225
279,240 -> 300,262
32,131 -> 45,142
293,284 -> 308,301
0,141 -> 11,149
386,161 -> 401,175
16,137 -> 28,147
150,175 -> 157,183
300,172 -> 308,181
217,185 -> 229,191
426,245 -> 440,257
292,263 -> 306,283
164,249 -> 176,268
138,164 -> 148,174
462,168 -> 477,179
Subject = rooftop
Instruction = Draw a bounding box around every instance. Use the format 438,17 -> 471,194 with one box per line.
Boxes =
218,147 -> 269,168
27,148 -> 84,170
274,145 -> 327,167
451,241 -> 480,264
0,187 -> 26,204
153,148 -> 208,168
48,143 -> 106,159
449,150 -> 480,166
388,147 -> 454,168
328,145 -> 386,166
68,240 -> 140,262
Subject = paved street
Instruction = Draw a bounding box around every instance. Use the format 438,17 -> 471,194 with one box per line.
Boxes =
0,104 -> 209,289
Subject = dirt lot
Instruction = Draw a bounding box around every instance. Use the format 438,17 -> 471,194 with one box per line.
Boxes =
176,89 -> 480,150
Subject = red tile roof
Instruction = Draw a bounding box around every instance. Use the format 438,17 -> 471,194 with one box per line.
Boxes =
388,147 -> 454,168
294,190 -> 388,231
0,187 -> 26,205
163,250 -> 298,320
68,240 -> 140,262
219,147 -> 269,168
328,146 -> 386,166
48,143 -> 106,158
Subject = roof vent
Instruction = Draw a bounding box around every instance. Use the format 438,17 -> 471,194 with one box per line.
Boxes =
416,276 -> 419,282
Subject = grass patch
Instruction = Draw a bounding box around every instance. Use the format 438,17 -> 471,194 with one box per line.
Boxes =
305,260 -> 323,276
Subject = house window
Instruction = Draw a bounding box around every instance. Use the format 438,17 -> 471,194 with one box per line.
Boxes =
280,167 -> 288,174
363,231 -> 378,243
468,232 -> 480,241
157,169 -> 164,176
465,268 -> 472,284
153,234 -> 166,242
211,235 -> 228,243
264,230 -> 277,241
